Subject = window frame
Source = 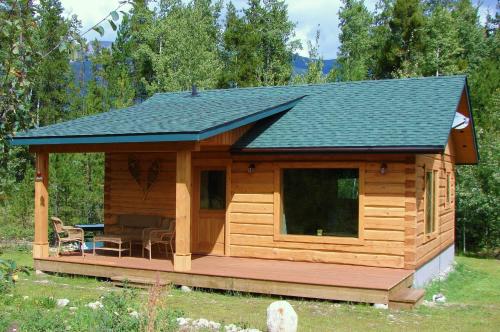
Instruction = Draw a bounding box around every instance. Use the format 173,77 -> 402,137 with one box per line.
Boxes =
424,167 -> 439,238
273,162 -> 365,245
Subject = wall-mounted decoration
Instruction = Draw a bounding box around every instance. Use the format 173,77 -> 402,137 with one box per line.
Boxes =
127,155 -> 161,200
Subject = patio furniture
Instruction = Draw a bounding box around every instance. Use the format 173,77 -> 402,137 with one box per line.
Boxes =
51,217 -> 84,256
93,235 -> 131,258
142,220 -> 176,260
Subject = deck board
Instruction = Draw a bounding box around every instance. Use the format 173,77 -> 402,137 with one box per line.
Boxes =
38,254 -> 412,291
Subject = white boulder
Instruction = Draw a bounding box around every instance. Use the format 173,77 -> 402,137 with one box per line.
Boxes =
86,301 -> 104,310
266,301 -> 298,332
56,298 -> 70,307
432,293 -> 447,303
180,285 -> 192,293
373,303 -> 388,309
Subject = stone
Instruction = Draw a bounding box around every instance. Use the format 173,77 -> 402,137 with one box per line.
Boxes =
69,307 -> 78,311
432,293 -> 446,303
180,285 -> 192,293
192,318 -> 220,330
129,311 -> 140,319
22,296 -> 29,300
266,301 -> 298,332
176,317 -> 191,326
35,270 -> 47,276
86,301 -> 104,310
373,303 -> 388,310
56,299 -> 70,307
224,324 -> 239,332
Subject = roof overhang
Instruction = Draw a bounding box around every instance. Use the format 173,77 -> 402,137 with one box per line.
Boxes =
231,145 -> 445,154
10,96 -> 305,147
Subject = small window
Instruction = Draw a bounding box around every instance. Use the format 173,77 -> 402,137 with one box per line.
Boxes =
281,168 -> 359,238
200,170 -> 226,210
425,170 -> 436,234
446,172 -> 451,206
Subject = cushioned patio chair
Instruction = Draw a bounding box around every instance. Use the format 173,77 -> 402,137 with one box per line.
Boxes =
142,220 -> 176,260
51,217 -> 84,256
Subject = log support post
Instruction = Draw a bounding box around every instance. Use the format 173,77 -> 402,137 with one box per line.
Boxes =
33,152 -> 49,258
174,150 -> 192,271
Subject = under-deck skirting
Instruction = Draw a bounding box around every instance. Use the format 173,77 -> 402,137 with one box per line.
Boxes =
35,255 -> 415,305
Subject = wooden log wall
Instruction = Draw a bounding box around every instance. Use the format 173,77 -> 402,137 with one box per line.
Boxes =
414,141 -> 456,268
228,154 -> 415,269
104,152 -> 177,229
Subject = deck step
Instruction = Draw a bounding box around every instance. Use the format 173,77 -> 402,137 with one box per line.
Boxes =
111,275 -> 170,288
389,288 -> 425,310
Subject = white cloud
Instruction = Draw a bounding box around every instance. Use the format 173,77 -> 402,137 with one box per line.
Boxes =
60,0 -> 496,60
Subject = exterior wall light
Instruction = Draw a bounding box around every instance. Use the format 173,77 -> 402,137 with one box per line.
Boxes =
248,163 -> 256,174
380,163 -> 388,175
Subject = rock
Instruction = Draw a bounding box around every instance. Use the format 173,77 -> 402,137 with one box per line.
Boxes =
176,317 -> 191,326
69,307 -> 78,311
86,301 -> 104,310
56,299 -> 70,307
432,293 -> 446,303
180,285 -> 192,293
266,301 -> 298,332
35,270 -> 47,276
241,329 -> 262,332
129,311 -> 140,319
373,303 -> 388,310
224,324 -> 239,332
23,296 -> 29,300
192,318 -> 220,330
34,280 -> 50,284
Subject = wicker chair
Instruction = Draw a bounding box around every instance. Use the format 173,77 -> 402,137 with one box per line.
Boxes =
142,220 -> 176,260
51,217 -> 84,256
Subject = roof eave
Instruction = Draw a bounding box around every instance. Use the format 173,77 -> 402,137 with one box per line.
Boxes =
9,97 -> 305,147
231,146 -> 445,154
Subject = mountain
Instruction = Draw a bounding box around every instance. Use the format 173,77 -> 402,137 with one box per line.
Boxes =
71,42 -> 338,85
292,54 -> 338,75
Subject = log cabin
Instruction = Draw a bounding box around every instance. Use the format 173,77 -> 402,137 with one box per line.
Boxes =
10,75 -> 478,308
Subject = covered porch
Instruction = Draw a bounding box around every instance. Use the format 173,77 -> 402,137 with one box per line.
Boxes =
32,142 -> 207,273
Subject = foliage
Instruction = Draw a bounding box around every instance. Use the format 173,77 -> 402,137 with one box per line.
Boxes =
220,0 -> 300,88
333,0 -> 373,81
293,29 -> 326,84
0,258 -> 30,292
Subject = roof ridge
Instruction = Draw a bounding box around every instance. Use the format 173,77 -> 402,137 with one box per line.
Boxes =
152,75 -> 467,96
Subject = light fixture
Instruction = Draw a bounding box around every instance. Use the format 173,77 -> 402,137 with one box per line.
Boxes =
380,163 -> 388,175
247,163 -> 256,174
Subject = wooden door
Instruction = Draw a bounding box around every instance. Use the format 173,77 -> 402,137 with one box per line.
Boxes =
192,167 -> 227,255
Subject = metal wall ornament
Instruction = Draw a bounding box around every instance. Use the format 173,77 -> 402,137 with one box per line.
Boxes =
127,155 -> 161,200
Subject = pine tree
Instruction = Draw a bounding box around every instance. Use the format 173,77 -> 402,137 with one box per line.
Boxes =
32,0 -> 74,126
378,0 -> 425,77
335,0 -> 373,81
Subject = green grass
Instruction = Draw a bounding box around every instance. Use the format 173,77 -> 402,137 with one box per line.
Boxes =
1,249 -> 499,331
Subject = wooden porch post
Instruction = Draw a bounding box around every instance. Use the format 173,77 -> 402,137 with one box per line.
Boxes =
174,150 -> 192,271
33,152 -> 49,258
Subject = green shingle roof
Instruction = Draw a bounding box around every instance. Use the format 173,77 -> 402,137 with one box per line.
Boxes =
234,75 -> 467,151
11,75 -> 469,151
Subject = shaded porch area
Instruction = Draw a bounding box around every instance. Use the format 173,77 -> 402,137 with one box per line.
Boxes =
34,254 -> 416,306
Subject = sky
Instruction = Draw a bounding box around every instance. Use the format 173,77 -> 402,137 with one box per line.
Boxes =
60,0 -> 498,60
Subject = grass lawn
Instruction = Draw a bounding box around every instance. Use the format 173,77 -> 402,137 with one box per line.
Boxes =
1,248 -> 499,331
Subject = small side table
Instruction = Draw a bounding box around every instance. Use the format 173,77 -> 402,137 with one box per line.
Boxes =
93,235 -> 131,258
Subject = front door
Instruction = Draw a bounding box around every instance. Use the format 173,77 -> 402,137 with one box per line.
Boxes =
192,167 -> 227,255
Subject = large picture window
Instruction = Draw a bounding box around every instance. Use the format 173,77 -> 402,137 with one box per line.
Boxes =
281,168 -> 359,238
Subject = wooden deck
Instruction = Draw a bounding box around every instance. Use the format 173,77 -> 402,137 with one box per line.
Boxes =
35,254 -> 416,305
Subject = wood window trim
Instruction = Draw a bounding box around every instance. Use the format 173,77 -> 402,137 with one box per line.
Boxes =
273,162 -> 366,246
423,166 -> 439,242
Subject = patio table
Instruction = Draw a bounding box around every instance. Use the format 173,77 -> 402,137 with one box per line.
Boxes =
93,235 -> 131,258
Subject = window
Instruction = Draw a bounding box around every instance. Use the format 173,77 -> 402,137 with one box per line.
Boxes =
425,170 -> 437,234
200,170 -> 226,210
281,168 -> 359,238
446,172 -> 451,207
